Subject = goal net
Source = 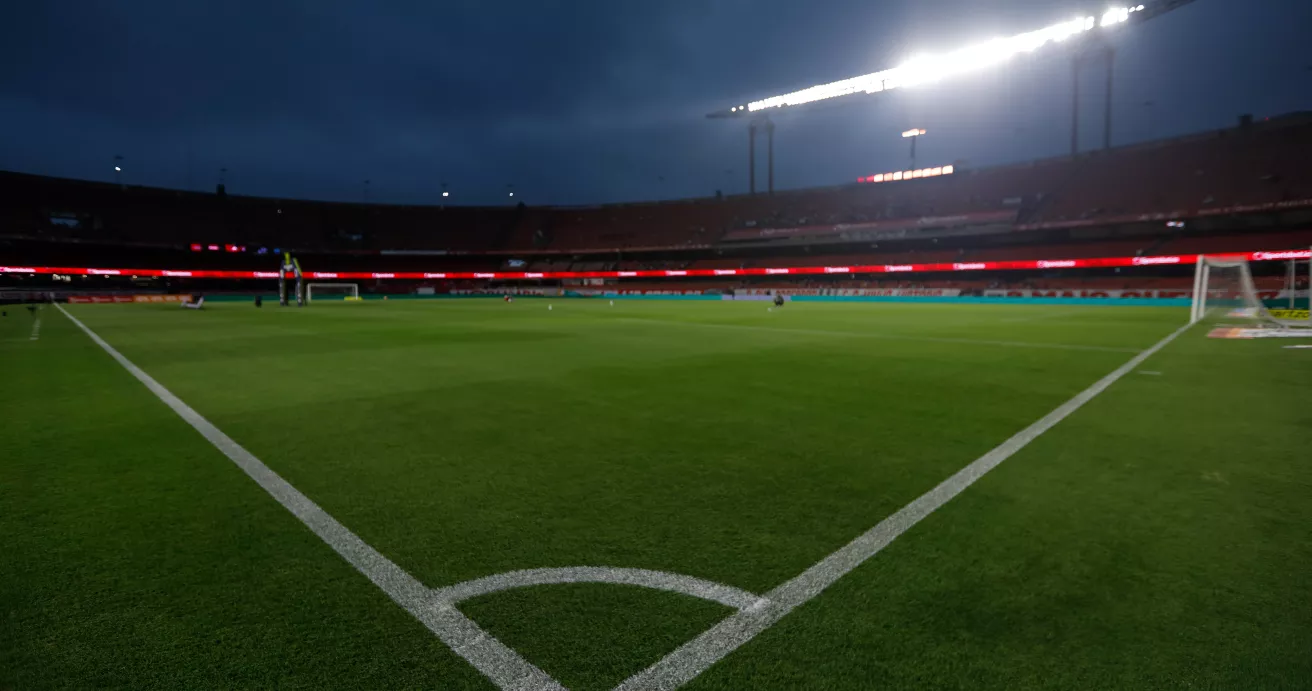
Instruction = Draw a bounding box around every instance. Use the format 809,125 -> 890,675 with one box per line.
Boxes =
1190,255 -> 1310,328
305,283 -> 360,303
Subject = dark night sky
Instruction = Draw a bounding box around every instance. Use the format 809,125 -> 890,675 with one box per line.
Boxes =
1,0 -> 1308,206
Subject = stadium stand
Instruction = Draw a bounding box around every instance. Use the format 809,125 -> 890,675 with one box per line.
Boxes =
3,113 -> 1311,302
1026,114 -> 1312,226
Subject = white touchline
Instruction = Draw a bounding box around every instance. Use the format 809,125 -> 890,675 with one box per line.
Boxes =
29,316 -> 41,341
615,319 -> 1195,690
54,304 -> 565,691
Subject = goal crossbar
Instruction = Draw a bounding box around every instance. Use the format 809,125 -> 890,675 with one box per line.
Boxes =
305,283 -> 360,303
1190,252 -> 1311,327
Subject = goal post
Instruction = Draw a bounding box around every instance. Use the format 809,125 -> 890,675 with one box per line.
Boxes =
305,283 -> 360,303
1190,253 -> 1311,328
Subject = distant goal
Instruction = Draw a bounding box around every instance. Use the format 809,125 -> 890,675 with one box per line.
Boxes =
306,283 -> 361,303
1190,253 -> 1310,328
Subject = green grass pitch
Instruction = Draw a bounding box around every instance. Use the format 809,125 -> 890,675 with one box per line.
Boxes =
2,298 -> 1309,689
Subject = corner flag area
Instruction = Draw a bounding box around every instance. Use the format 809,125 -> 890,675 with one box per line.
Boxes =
3,299 -> 1308,689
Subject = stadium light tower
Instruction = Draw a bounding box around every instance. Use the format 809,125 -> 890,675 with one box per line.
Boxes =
902,128 -> 926,169
709,0 -> 1195,185
747,116 -> 776,195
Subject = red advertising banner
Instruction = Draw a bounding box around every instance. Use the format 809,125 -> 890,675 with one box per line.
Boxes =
67,295 -> 135,303
67,294 -> 191,304
132,294 -> 192,303
4,249 -> 1307,284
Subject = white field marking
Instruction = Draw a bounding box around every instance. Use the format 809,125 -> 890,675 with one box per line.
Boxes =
55,305 -> 564,691
432,567 -> 766,611
616,317 -> 1140,354
29,316 -> 41,341
1138,370 -> 1163,375
616,319 -> 1195,690
1284,345 -> 1312,349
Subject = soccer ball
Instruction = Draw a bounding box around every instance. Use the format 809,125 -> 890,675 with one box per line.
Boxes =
548,305 -> 553,311
609,300 -> 614,306
768,307 -> 773,312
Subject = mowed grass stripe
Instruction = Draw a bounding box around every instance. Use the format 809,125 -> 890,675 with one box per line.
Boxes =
58,302 -> 1160,592
685,324 -> 1312,689
0,307 -> 494,690
55,304 -> 564,689
28,300 -> 1215,688
619,320 -> 1194,689
612,316 -> 1142,353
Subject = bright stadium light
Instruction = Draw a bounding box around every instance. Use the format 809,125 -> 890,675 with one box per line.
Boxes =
737,6 -> 1146,113
114,166 -> 121,172
1101,7 -> 1131,26
859,164 -> 954,184
902,128 -> 926,138
442,191 -> 449,197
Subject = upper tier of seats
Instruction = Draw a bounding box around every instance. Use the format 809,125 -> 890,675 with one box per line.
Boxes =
1025,116 -> 1312,225
3,113 -> 1309,254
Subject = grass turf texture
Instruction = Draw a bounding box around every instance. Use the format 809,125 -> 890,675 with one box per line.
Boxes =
2,299 -> 1308,689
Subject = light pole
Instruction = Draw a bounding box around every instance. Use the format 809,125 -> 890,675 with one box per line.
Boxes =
901,129 -> 925,170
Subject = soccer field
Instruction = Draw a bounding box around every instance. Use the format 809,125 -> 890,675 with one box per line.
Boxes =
3,298 -> 1309,690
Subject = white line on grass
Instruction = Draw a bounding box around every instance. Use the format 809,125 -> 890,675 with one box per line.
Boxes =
432,567 -> 766,611
615,317 -> 1141,354
54,304 -> 565,691
57,301 -> 1196,690
616,319 -> 1195,690
29,316 -> 41,341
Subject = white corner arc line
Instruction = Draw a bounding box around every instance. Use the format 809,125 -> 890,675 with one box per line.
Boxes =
432,567 -> 767,611
616,319 -> 1195,690
54,305 -> 565,691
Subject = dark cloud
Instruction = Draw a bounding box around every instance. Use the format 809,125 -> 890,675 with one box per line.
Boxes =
1,0 -> 1308,205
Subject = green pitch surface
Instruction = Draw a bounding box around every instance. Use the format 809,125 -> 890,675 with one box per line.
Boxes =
3,299 -> 1309,689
